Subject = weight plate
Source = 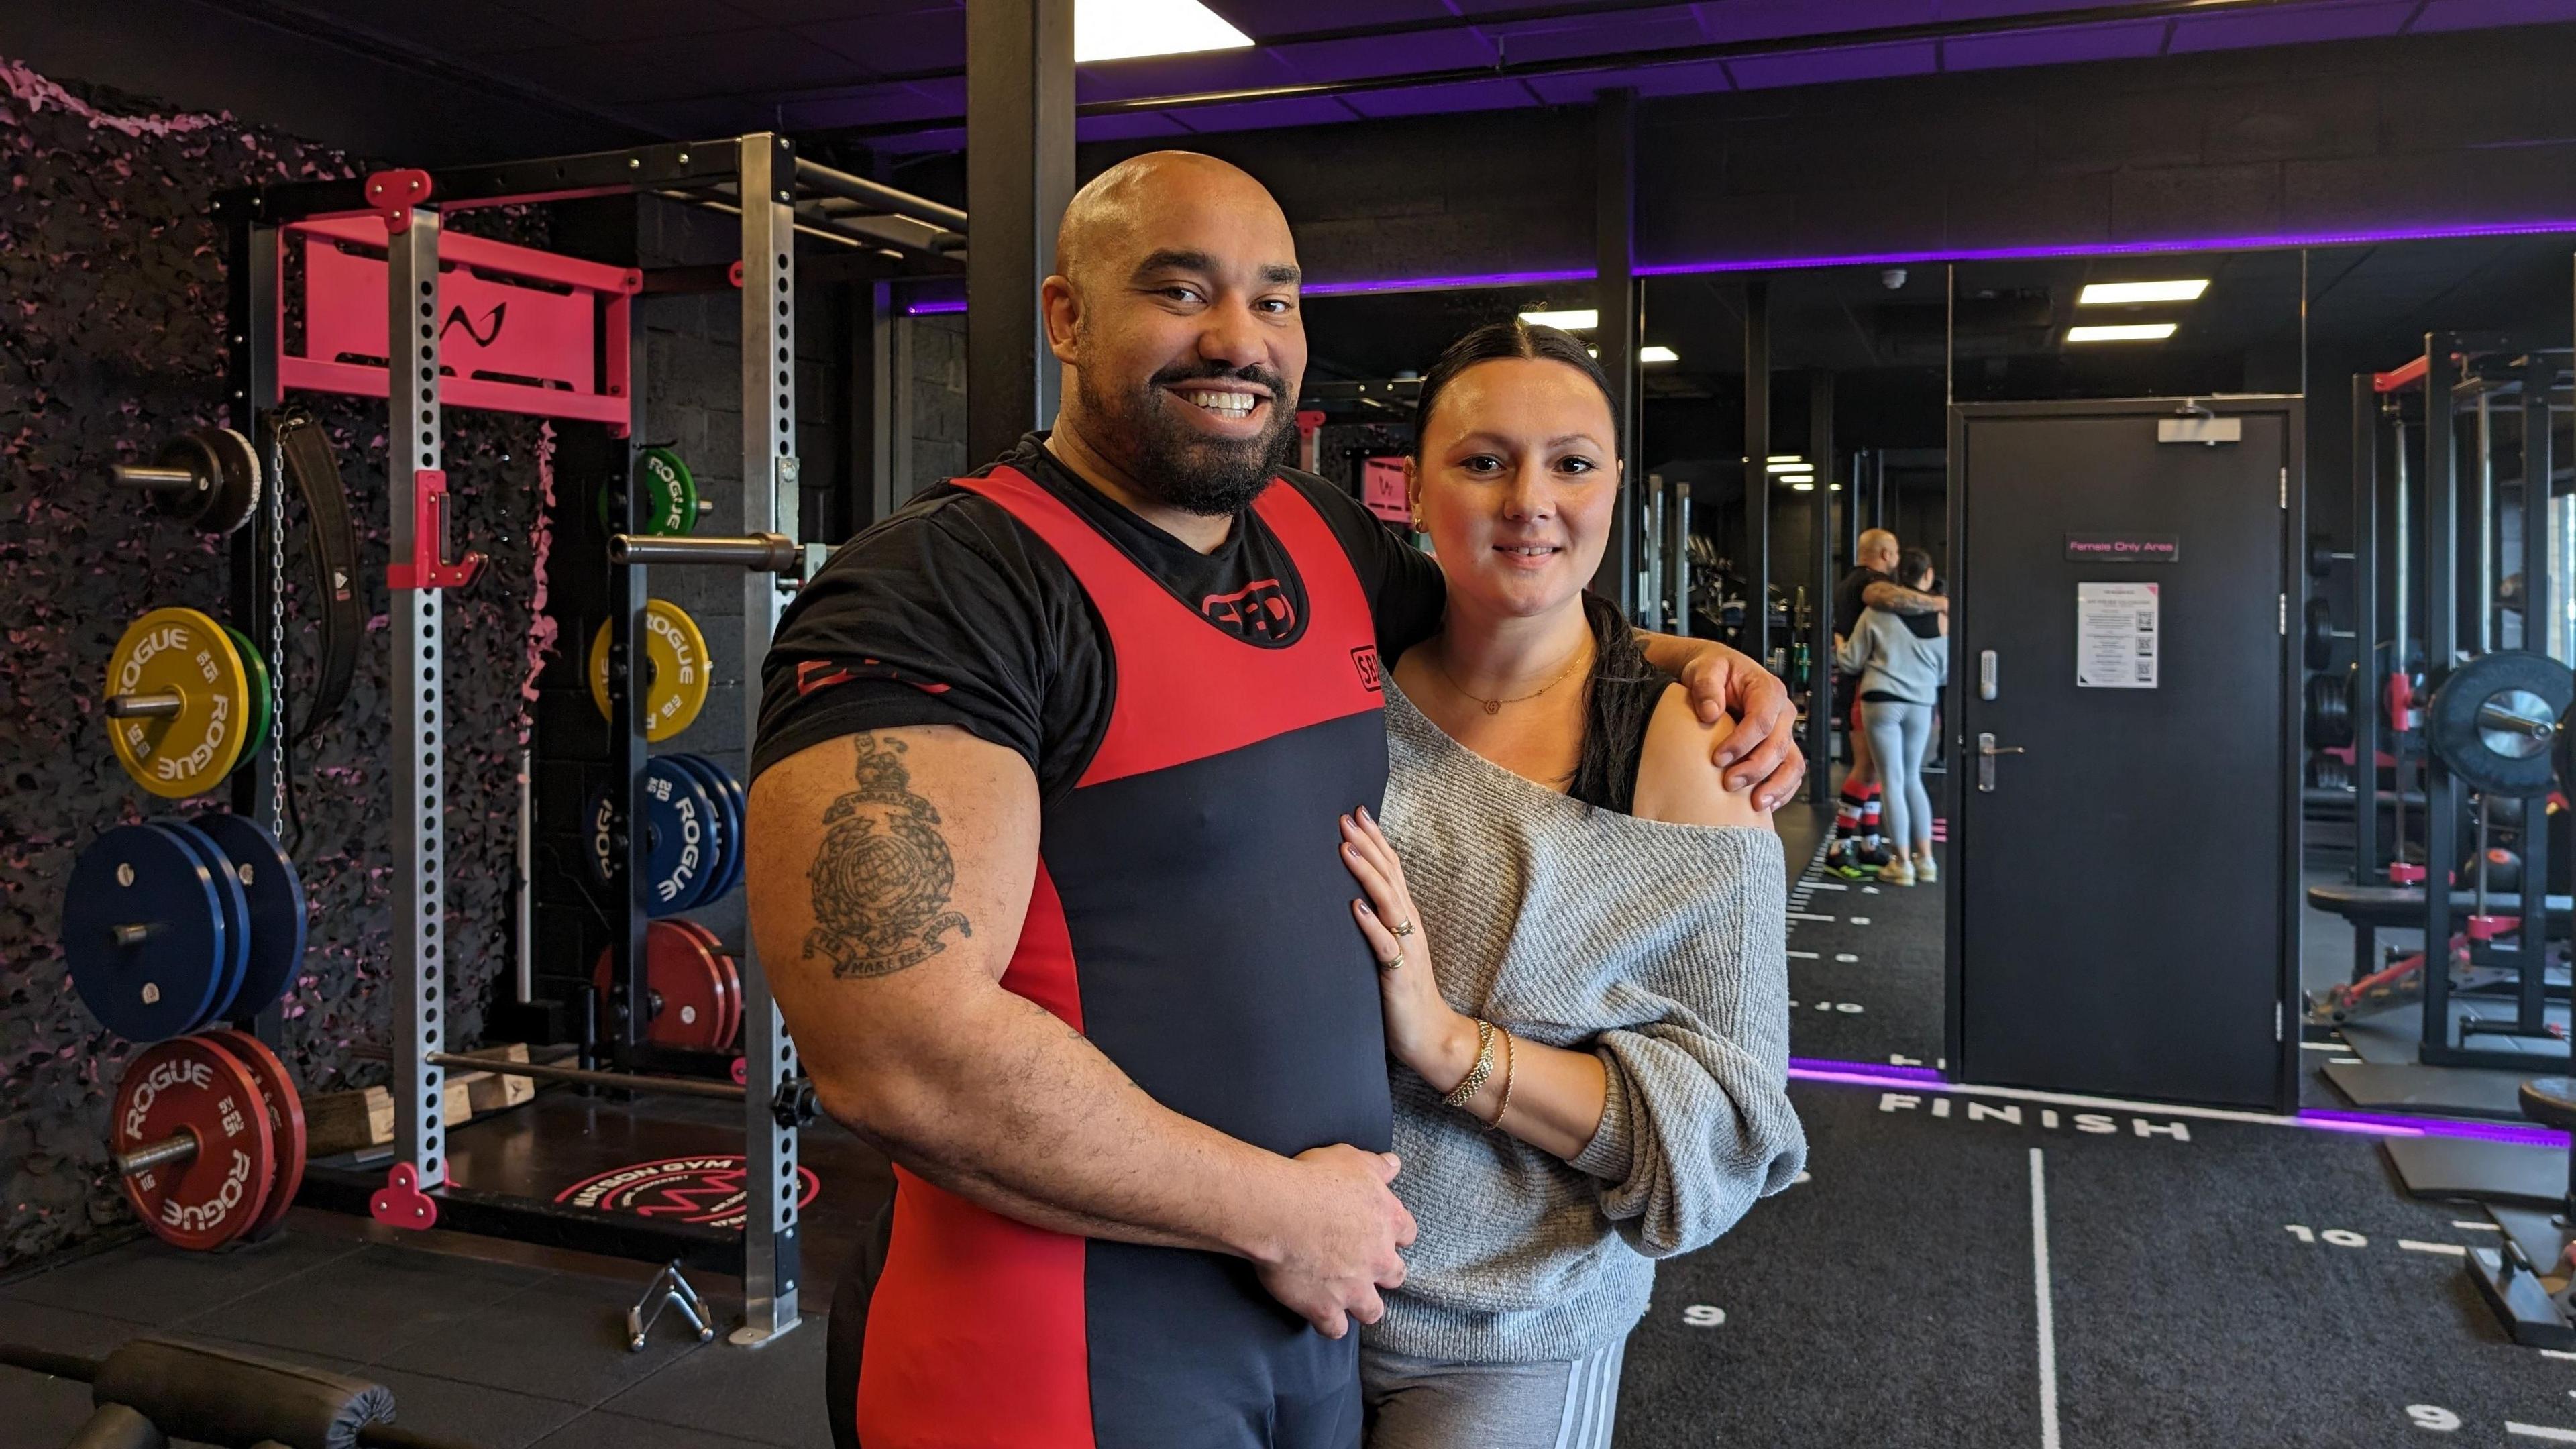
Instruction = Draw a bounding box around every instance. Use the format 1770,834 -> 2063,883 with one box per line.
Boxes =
105,608 -> 251,798
197,1028 -> 306,1240
142,432 -> 225,526
113,1034 -> 275,1251
2308,536 -> 2338,578
665,919 -> 738,1049
148,822 -> 250,1030
2303,597 -> 2337,672
2305,672 -> 2354,751
587,601 -> 710,742
2427,649 -> 2576,797
64,825 -> 229,1042
597,447 -> 702,537
188,813 -> 306,1021
677,755 -> 747,903
221,626 -> 272,762
585,757 -> 718,916
190,427 -> 262,537
593,920 -> 731,1051
665,754 -> 737,906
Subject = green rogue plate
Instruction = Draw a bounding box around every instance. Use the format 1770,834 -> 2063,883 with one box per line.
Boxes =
599,447 -> 700,537
221,625 -> 272,763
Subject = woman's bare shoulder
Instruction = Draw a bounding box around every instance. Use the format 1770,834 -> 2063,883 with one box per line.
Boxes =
1629,684 -> 1772,828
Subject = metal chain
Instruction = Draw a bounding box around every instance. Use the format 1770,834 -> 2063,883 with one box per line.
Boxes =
267,423 -> 288,835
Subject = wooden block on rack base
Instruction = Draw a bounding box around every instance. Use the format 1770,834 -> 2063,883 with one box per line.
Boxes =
452,1044 -> 537,1114
305,1085 -> 394,1157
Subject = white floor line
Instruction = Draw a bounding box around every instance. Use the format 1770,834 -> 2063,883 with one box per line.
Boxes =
1789,912 -> 1837,922
1796,1070 -> 2444,1135
2298,1041 -> 2347,1052
2544,1350 -> 2576,1362
1807,880 -> 1851,891
2031,1148 -> 2061,1449
2507,1423 -> 2576,1442
2399,1240 -> 2469,1257
2456,1220 -> 2503,1232
1789,950 -> 1820,960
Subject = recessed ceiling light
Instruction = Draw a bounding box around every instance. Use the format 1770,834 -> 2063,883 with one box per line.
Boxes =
2077,280 -> 2209,305
1766,458 -> 1809,473
1077,0 -> 1254,63
1519,308 -> 1598,330
1790,480 -> 1816,492
1639,345 -> 1679,364
2066,323 -> 2178,343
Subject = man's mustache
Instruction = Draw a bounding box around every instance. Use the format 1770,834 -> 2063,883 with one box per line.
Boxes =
1149,362 -> 1291,399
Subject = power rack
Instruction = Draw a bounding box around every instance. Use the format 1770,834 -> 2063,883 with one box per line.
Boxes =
209,134 -> 963,1346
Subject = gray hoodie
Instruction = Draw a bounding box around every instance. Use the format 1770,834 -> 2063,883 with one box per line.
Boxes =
1837,606 -> 1948,706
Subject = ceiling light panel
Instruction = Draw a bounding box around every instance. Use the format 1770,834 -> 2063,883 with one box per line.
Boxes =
2077,280 -> 2210,305
1639,345 -> 1679,364
2066,323 -> 2179,343
1520,309 -> 1599,330
1077,0 -> 1254,64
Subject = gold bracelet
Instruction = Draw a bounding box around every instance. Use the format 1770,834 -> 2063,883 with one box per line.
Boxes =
1442,1018 -> 1497,1108
1485,1026 -> 1517,1131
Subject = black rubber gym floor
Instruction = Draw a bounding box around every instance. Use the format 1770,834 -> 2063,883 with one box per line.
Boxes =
4,800 -> 2566,1448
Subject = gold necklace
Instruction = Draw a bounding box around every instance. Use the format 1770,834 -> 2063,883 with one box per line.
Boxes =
1434,637 -> 1591,715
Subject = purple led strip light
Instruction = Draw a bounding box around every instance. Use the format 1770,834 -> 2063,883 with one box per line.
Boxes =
1786,1057 -> 2569,1148
898,218 -> 2576,314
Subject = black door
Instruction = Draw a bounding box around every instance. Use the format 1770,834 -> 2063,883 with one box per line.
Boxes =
1948,399 -> 2300,1110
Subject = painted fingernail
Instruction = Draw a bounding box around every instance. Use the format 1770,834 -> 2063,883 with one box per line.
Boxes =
1357,804 -> 1372,822
1358,900 -> 1377,915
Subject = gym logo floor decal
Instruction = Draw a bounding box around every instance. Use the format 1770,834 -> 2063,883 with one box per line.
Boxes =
556,1156 -> 822,1228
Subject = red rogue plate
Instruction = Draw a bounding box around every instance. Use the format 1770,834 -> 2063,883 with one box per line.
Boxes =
113,1035 -> 275,1250
594,921 -> 731,1051
199,1028 -> 307,1240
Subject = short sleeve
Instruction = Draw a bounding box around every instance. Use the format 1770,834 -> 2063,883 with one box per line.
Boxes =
751,493 -> 1056,782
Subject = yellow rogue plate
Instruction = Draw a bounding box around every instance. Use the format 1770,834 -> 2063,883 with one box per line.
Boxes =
105,607 -> 249,798
589,600 -> 711,741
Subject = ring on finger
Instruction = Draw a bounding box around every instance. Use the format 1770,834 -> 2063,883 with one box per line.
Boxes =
1390,918 -> 1417,938
1377,951 -> 1405,970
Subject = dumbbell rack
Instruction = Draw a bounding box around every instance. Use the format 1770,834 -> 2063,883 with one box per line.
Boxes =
212,135 -> 964,1346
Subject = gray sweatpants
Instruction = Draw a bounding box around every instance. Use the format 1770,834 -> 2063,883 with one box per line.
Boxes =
1860,698 -> 1935,853
1360,1338 -> 1626,1449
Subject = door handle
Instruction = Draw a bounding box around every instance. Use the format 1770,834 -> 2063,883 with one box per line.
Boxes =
1977,732 -> 2024,793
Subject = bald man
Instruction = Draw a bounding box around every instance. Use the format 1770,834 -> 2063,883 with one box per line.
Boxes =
747,152 -> 1801,1449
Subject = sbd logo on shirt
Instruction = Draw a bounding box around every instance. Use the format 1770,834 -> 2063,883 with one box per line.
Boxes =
1202,578 -> 1298,641
1350,645 -> 1383,693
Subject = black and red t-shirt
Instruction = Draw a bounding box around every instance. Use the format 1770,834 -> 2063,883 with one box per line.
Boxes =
752,434 -> 1445,795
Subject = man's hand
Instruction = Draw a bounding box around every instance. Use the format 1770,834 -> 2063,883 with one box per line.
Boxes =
1666,642 -> 1806,810
1251,1146 -> 1417,1340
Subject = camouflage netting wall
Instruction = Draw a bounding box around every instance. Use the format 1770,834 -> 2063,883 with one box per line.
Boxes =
0,56 -> 554,1269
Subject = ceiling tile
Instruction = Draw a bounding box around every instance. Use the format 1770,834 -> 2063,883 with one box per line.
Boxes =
480,28 -> 871,103
1340,77 -> 1543,119
727,0 -> 958,19
1485,11 -> 1709,66
1274,30 -> 1500,80
1693,0 -> 1938,44
1525,56 -> 1737,103
2412,0 -> 2576,29
502,0 -> 765,43
1731,40 -> 1938,88
286,0 -> 573,56
869,123 -> 967,154
1074,111 -> 1199,142
1205,0 -> 1455,38
1076,48 -> 1303,102
794,9 -> 966,72
1941,17 -> 2169,69
2168,0 -> 2417,51
1170,95 -> 1365,134
779,82 -> 959,129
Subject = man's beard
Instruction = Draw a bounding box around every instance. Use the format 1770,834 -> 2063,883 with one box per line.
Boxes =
1078,360 -> 1296,517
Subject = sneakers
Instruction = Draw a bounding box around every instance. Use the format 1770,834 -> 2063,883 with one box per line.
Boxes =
1879,857 -> 1916,887
1913,851 -> 1937,885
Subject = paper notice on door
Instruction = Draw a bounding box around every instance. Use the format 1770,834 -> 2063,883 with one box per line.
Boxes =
2076,582 -> 2159,688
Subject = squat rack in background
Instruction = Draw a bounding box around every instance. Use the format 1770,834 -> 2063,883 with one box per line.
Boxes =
211,135 -> 962,1346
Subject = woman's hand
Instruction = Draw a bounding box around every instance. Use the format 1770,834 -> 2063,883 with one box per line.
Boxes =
1340,807 -> 1479,1093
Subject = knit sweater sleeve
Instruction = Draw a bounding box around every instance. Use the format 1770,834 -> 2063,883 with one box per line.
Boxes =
1564,833 -> 1807,1258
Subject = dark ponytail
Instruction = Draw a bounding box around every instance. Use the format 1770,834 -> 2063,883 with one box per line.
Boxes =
1415,319 -> 1654,810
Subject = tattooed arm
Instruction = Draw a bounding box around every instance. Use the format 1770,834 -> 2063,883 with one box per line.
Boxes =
747,725 -> 1417,1338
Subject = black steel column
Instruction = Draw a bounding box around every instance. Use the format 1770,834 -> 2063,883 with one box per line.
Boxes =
965,0 -> 1074,466
1742,280 -> 1771,667
1593,88 -> 1640,609
1807,372 -> 1834,800
2420,338 -> 2460,1053
1845,449 -> 1864,562
2349,374 -> 2381,891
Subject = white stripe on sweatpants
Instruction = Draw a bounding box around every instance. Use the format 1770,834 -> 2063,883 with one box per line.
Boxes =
1552,1336 -> 1624,1449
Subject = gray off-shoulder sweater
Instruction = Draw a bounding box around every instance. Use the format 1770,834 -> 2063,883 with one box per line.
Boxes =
1367,681 -> 1807,1364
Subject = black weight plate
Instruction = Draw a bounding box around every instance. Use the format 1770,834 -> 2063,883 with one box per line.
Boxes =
148,822 -> 250,1030
2304,672 -> 2353,751
664,754 -> 733,906
145,432 -> 223,526
2427,650 -> 2576,797
2303,597 -> 2337,672
62,825 -> 227,1042
189,813 -> 307,1020
192,426 -> 261,537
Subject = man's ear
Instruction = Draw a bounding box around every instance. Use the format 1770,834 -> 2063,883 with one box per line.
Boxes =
1042,274 -> 1081,364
